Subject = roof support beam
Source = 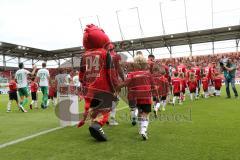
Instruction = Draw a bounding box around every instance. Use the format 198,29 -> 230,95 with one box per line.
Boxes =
71,57 -> 74,68
146,49 -> 151,55
3,55 -> 6,70
34,59 -> 40,64
146,48 -> 153,55
127,51 -> 134,58
58,59 -> 61,68
212,41 -> 215,55
189,43 -> 193,58
22,58 -> 31,63
166,46 -> 172,59
5,56 -> 17,62
18,57 -> 21,64
236,39 -> 239,52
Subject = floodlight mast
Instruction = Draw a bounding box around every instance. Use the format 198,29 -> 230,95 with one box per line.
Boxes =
159,0 -> 177,58
211,0 -> 215,55
96,15 -> 101,27
129,7 -> 144,38
116,10 -> 124,41
159,2 -> 166,35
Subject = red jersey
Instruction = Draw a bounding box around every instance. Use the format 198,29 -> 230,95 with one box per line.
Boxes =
181,78 -> 187,92
49,81 -> 57,97
185,69 -> 191,80
152,73 -> 162,97
126,72 -> 134,101
171,67 -> 176,75
203,67 -> 212,80
160,76 -> 169,97
163,65 -> 169,79
30,82 -> 38,92
148,60 -> 154,73
79,49 -> 119,98
211,67 -> 217,80
126,70 -> 153,104
202,77 -> 209,91
8,80 -> 17,92
191,66 -> 201,80
111,51 -> 123,80
177,64 -> 186,74
171,77 -> 181,94
49,86 -> 56,97
214,77 -> 222,89
188,80 -> 197,92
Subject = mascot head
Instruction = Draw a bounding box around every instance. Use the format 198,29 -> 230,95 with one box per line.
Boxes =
83,24 -> 111,50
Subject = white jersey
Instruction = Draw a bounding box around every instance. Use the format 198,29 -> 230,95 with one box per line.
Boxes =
36,68 -> 50,87
15,69 -> 30,88
73,75 -> 80,87
55,74 -> 71,86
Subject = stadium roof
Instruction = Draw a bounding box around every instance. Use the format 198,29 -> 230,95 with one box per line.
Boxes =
0,25 -> 239,61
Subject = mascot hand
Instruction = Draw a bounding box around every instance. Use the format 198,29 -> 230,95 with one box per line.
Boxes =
77,120 -> 85,128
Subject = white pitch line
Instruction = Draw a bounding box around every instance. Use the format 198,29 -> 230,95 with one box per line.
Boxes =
0,127 -> 63,149
0,106 -> 129,149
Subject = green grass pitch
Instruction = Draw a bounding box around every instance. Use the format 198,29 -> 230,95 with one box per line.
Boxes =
0,86 -> 240,160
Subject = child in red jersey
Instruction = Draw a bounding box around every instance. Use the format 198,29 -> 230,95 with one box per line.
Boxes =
48,79 -> 57,107
109,49 -> 125,126
191,63 -> 201,98
214,73 -> 223,96
171,72 -> 182,106
122,56 -> 153,140
30,77 -> 38,109
152,64 -> 162,118
179,73 -> 187,102
201,73 -> 209,98
203,63 -> 214,96
0,75 -> 20,112
160,72 -> 169,111
126,63 -> 138,126
177,63 -> 186,76
210,62 -> 217,96
188,73 -> 198,101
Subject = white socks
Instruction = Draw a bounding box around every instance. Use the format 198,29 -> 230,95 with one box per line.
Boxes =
7,101 -> 12,111
53,98 -> 57,106
139,117 -> 149,134
154,102 -> 160,111
208,86 -> 215,95
161,100 -> 166,109
204,92 -> 209,98
190,93 -> 194,101
215,90 -> 221,96
31,100 -> 38,108
131,108 -> 138,121
34,101 -> 38,108
110,101 -> 117,119
211,86 -> 215,95
196,88 -> 199,96
173,96 -> 177,104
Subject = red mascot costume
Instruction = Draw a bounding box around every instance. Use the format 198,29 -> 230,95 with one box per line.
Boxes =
78,24 -> 120,141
